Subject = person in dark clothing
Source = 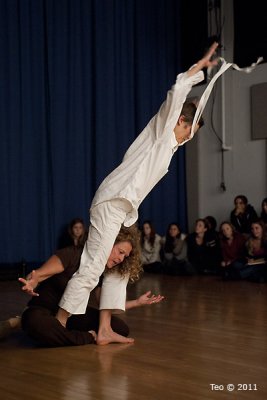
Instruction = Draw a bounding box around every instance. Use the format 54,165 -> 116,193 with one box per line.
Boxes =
204,215 -> 218,232
204,216 -> 222,274
260,197 -> 267,225
219,221 -> 247,280
239,220 -> 267,282
21,245 -> 102,346
186,219 -> 209,274
0,226 -> 164,346
57,217 -> 87,249
161,222 -> 195,275
230,195 -> 258,235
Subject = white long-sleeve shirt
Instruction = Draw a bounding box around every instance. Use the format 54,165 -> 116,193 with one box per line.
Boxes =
141,234 -> 162,265
91,69 -> 204,226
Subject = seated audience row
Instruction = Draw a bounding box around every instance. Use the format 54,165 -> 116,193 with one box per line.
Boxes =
220,220 -> 267,282
139,215 -> 267,283
56,195 -> 267,282
140,219 -> 222,276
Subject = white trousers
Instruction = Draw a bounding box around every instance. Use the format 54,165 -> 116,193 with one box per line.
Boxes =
99,270 -> 129,314
59,198 -> 132,314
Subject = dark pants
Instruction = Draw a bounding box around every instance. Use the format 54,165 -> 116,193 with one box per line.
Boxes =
21,306 -> 129,347
240,263 -> 267,282
143,261 -> 162,273
163,259 -> 196,276
220,261 -> 245,280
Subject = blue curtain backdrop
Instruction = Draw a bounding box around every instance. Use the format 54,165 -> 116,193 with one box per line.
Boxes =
0,0 -> 187,265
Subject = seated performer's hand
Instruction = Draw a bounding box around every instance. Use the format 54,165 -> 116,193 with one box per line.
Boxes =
18,270 -> 40,297
136,291 -> 165,306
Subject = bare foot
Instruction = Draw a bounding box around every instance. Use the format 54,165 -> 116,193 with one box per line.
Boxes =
96,328 -> 135,345
9,316 -> 21,329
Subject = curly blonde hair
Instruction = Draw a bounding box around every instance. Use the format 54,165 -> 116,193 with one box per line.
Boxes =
106,224 -> 143,282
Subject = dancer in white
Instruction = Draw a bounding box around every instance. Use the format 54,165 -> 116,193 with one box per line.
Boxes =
56,42 -> 220,344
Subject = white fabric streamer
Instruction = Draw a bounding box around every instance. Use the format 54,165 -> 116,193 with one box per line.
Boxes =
186,56 -> 264,140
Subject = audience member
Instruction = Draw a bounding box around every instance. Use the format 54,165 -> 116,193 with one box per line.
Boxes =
204,215 -> 221,274
219,221 -> 246,280
260,197 -> 267,225
230,195 -> 258,235
239,220 -> 267,282
161,223 -> 194,275
140,221 -> 162,273
204,215 -> 218,233
186,219 -> 208,274
57,218 -> 87,249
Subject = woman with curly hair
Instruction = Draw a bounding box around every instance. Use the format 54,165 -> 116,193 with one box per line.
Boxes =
4,225 -> 163,347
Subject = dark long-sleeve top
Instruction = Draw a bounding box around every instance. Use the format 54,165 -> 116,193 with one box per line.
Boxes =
186,233 -> 207,268
230,204 -> 258,234
27,246 -> 101,314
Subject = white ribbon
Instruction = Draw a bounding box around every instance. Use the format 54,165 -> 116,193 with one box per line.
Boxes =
187,57 -> 264,140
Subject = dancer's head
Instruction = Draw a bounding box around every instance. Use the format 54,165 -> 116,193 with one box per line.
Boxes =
106,224 -> 142,282
174,102 -> 204,143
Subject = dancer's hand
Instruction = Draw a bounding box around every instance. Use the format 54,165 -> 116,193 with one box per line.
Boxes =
18,270 -> 39,296
137,291 -> 165,306
187,42 -> 219,77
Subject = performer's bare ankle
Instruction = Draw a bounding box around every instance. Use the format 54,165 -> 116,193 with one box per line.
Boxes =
97,327 -> 134,345
56,307 -> 70,327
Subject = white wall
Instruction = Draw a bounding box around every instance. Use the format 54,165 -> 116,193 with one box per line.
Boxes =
186,63 -> 267,232
186,0 -> 266,232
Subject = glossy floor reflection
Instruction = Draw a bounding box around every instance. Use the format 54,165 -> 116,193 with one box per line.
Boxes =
0,274 -> 267,399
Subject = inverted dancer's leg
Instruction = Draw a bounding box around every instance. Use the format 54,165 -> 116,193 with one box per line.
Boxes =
96,271 -> 132,345
57,199 -> 132,325
99,270 -> 129,313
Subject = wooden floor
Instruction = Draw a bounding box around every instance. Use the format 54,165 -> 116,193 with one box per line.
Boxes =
0,274 -> 267,400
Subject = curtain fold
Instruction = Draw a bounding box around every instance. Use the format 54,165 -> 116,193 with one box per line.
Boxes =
0,0 -> 186,264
